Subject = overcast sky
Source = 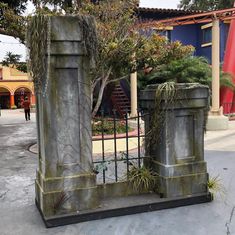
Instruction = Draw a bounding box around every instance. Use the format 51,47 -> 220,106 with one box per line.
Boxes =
0,0 -> 180,61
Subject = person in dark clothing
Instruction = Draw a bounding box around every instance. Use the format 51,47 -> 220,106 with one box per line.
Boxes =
23,97 -> 30,121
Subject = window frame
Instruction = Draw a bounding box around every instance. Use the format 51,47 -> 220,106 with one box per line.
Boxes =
201,23 -> 212,47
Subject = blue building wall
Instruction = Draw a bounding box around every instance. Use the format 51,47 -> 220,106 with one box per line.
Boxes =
171,24 -> 199,49
170,22 -> 229,64
220,22 -> 230,62
198,45 -> 212,63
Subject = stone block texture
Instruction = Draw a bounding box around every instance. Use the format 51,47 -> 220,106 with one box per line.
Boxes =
34,16 -> 99,217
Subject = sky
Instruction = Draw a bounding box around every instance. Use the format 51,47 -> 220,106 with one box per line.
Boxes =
0,0 -> 180,62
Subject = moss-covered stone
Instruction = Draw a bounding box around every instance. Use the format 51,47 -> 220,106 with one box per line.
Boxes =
140,83 -> 210,198
33,16 -> 99,218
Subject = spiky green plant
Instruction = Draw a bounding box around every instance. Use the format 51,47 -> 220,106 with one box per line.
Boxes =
155,82 -> 177,105
207,175 -> 226,198
128,165 -> 157,192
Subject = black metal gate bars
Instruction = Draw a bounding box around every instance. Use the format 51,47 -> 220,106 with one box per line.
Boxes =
92,110 -> 147,184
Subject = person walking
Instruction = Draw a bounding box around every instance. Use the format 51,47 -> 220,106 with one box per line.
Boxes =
23,97 -> 30,121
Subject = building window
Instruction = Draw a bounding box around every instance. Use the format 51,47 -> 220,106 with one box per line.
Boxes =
202,28 -> 212,44
160,30 -> 172,41
201,23 -> 212,47
152,26 -> 173,41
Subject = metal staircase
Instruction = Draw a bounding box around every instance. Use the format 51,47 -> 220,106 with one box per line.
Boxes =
111,84 -> 130,117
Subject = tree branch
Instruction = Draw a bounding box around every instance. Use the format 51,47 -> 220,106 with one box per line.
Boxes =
0,28 -> 24,42
92,67 -> 112,118
106,74 -> 130,85
91,76 -> 102,91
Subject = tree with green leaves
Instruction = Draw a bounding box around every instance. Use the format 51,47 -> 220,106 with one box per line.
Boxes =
0,0 -> 27,14
68,0 -> 194,117
0,0 -> 197,117
2,51 -> 21,65
1,51 -> 27,72
178,0 -> 234,11
0,1 -> 26,42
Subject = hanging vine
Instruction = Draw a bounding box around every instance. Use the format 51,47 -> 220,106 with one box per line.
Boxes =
26,14 -> 98,94
148,82 -> 177,144
148,82 -> 209,146
26,14 -> 49,95
76,15 -> 98,68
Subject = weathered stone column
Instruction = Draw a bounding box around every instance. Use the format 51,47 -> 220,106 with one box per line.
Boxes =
140,84 -> 210,198
34,16 -> 99,218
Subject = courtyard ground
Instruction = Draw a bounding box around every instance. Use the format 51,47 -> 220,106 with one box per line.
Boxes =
0,109 -> 235,235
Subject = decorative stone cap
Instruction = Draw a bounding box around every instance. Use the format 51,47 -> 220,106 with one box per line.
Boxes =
140,83 -> 209,110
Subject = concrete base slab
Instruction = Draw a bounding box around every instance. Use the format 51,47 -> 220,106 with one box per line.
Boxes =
206,115 -> 229,131
36,193 -> 213,228
158,173 -> 208,198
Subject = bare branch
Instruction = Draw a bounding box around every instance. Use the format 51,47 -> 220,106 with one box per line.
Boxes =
92,67 -> 112,118
106,74 -> 130,85
91,76 -> 102,91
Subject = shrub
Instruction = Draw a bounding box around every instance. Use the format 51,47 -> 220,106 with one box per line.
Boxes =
138,56 -> 211,90
92,118 -> 132,135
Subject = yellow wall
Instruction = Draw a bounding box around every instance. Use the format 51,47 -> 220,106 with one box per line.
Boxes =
0,81 -> 34,95
0,65 -> 34,95
0,65 -> 29,81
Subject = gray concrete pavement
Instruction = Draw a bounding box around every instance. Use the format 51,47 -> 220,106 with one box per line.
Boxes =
0,110 -> 235,235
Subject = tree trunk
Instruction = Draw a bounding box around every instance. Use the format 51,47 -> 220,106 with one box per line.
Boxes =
76,0 -> 82,8
92,67 -> 112,118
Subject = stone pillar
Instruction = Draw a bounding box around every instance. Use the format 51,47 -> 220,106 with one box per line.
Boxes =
207,18 -> 228,130
34,16 -> 99,218
130,72 -> 138,117
10,94 -> 15,108
140,84 -> 210,198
